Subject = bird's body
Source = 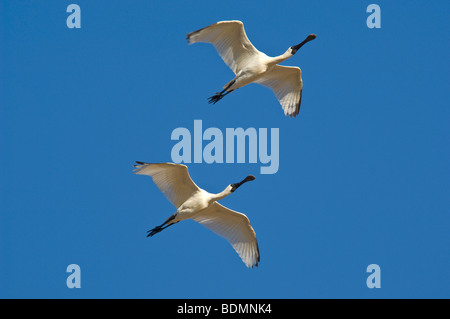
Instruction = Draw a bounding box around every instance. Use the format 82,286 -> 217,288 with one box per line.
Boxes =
133,162 -> 260,268
187,20 -> 316,117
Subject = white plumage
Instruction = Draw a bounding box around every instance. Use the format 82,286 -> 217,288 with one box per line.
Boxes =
133,162 -> 260,268
187,20 -> 316,117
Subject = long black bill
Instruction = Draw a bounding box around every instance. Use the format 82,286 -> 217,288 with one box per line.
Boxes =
291,33 -> 317,54
230,175 -> 256,192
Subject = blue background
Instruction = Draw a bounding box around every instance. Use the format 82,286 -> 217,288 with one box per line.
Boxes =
1,0 -> 449,298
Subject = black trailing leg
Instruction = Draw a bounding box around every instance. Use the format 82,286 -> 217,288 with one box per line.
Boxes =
208,80 -> 235,104
147,214 -> 177,237
147,224 -> 172,237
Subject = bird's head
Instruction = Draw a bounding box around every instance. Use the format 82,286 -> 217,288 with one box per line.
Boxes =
230,175 -> 256,192
290,34 -> 317,55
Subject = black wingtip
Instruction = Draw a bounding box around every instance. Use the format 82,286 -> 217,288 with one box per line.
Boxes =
133,161 -> 148,168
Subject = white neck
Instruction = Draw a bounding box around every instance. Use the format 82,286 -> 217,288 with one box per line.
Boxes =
209,185 -> 233,203
270,49 -> 293,66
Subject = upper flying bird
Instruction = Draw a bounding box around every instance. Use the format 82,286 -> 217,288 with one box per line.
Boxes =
133,161 -> 260,268
186,20 -> 316,117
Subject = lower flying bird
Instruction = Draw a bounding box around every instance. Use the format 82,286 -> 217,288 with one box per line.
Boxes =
133,162 -> 260,268
187,20 -> 316,117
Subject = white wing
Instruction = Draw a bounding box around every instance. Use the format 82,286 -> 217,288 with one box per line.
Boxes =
193,202 -> 260,268
187,20 -> 261,75
133,162 -> 200,208
255,65 -> 303,117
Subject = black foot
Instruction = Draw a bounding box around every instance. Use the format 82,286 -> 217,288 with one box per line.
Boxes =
147,215 -> 177,237
147,226 -> 163,237
208,93 -> 224,104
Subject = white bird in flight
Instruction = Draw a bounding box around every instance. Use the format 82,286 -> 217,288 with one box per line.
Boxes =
187,20 -> 317,117
133,162 -> 260,268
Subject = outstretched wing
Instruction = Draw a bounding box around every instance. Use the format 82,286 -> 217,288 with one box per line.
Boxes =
193,202 -> 260,268
133,162 -> 200,208
187,20 -> 261,75
255,65 -> 303,117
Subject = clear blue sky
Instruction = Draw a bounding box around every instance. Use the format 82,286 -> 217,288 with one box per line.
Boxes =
1,0 -> 449,298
